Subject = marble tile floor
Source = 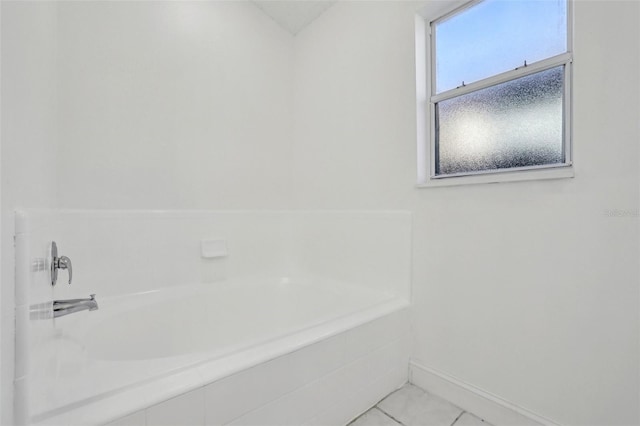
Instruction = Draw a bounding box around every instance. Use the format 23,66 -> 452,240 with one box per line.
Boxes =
349,384 -> 492,426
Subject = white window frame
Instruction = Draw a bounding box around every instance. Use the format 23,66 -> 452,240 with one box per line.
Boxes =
416,0 -> 574,188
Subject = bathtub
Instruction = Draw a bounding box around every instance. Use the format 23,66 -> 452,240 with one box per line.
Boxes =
15,210 -> 412,426
27,277 -> 409,425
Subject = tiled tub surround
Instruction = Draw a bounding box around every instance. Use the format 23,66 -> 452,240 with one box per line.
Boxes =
14,210 -> 412,425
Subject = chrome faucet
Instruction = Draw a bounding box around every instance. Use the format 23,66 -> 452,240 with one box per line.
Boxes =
50,241 -> 72,286
53,294 -> 98,318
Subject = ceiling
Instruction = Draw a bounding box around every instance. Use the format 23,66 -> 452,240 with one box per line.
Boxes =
252,1 -> 338,35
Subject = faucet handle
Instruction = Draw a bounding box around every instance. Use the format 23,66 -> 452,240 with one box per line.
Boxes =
51,241 -> 73,286
57,256 -> 72,285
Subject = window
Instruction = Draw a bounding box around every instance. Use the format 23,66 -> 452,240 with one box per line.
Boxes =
418,0 -> 573,186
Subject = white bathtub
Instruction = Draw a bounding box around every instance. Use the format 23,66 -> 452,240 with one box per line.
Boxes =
30,277 -> 409,425
16,210 -> 412,426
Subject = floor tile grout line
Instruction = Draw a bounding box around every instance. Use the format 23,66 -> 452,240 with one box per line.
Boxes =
450,410 -> 466,426
350,384 -> 489,426
347,383 -> 408,426
374,405 -> 408,426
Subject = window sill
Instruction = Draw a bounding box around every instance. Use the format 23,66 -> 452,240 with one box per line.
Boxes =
415,165 -> 574,188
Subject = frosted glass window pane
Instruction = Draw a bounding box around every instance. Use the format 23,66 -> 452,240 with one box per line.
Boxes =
435,0 -> 567,93
435,66 -> 564,176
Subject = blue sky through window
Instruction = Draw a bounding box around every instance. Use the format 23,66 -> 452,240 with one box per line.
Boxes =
435,0 -> 567,93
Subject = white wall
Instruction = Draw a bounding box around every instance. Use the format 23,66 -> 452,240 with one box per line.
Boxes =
293,1 -> 640,425
1,3 -> 59,424
56,1 -> 293,209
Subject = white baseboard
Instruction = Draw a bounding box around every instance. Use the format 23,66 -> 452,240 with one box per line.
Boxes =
409,362 -> 562,426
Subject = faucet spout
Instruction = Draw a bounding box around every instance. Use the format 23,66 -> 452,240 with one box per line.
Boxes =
53,294 -> 98,318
